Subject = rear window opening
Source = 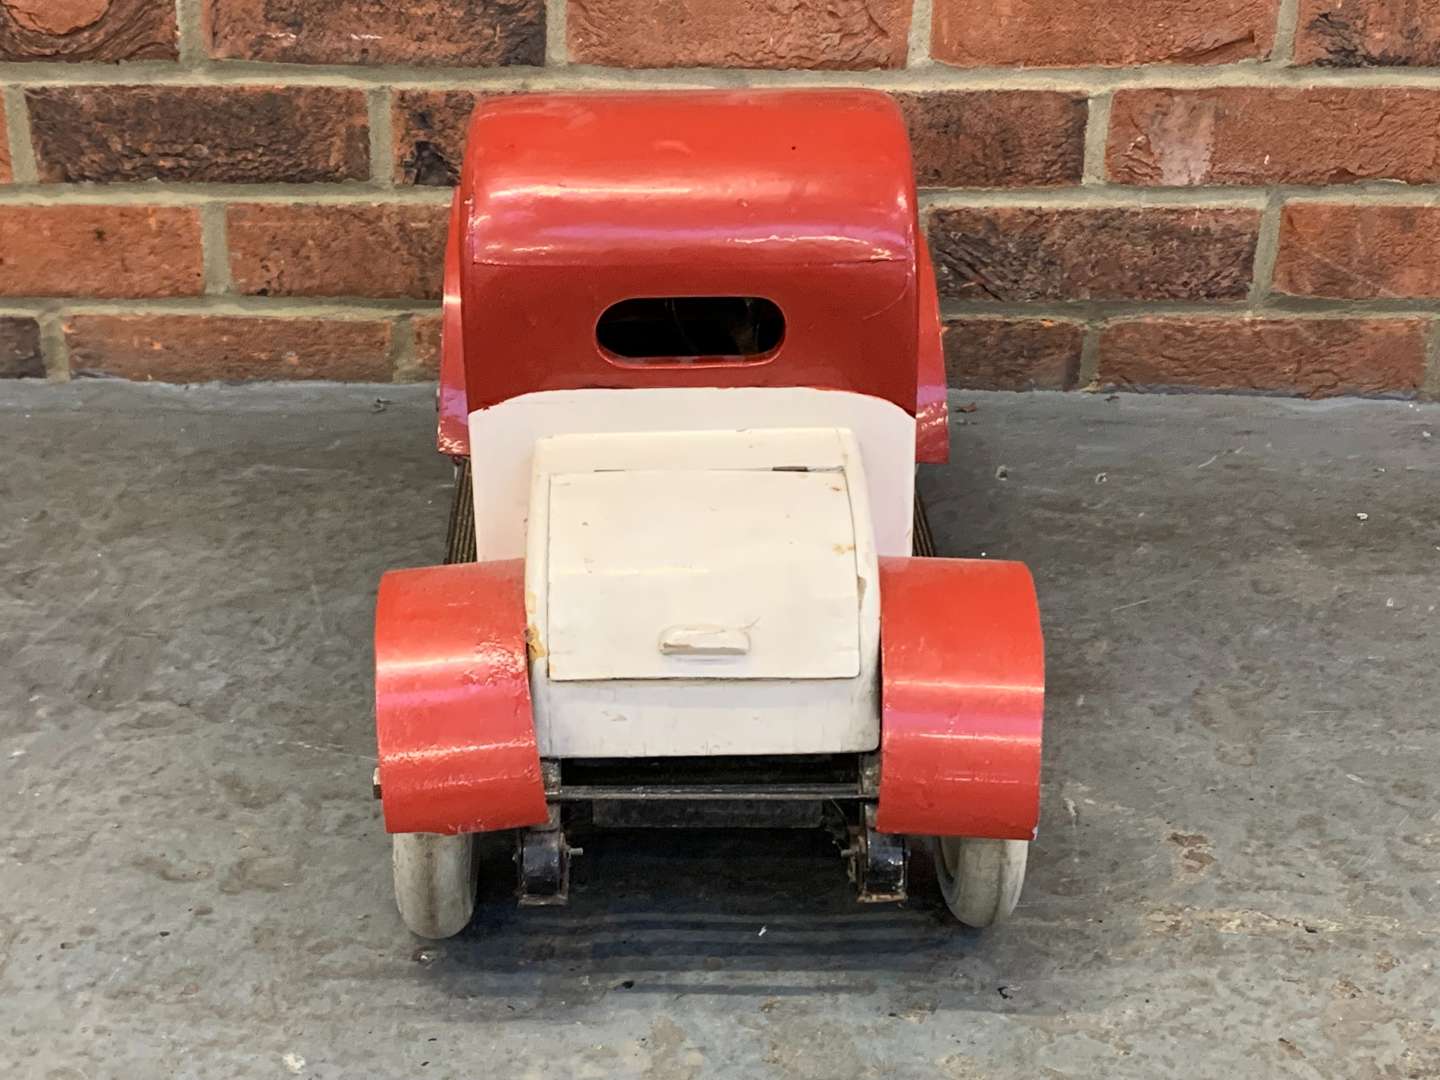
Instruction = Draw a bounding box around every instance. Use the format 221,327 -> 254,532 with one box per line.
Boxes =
596,296 -> 784,363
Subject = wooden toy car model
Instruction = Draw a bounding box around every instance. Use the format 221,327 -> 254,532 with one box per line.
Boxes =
373,90 -> 1045,938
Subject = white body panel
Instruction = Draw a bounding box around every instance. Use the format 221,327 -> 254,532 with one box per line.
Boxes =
467,388 -> 915,562
467,388 -> 916,759
546,468 -> 861,681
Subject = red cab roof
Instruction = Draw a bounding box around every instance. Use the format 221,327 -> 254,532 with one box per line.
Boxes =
461,89 -> 917,269
450,89 -> 930,431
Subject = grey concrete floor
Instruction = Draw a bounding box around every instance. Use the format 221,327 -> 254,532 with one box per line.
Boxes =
2,382 -> 1438,1080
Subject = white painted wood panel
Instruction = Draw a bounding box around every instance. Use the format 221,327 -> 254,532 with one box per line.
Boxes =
462,394 -> 902,758
467,387 -> 914,562
545,469 -> 861,681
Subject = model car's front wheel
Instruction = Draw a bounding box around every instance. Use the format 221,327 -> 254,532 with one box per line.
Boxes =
392,832 -> 476,939
934,837 -> 1028,928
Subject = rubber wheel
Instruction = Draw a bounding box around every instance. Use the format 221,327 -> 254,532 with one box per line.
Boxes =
392,832 -> 476,939
934,837 -> 1028,928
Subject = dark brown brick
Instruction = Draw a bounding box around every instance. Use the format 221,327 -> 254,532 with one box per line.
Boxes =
569,0 -> 911,69
1275,204 -> 1440,299
1296,0 -> 1440,66
27,86 -> 369,184
393,90 -> 483,187
0,206 -> 202,297
0,0 -> 176,61
893,92 -> 1086,189
1100,317 -> 1426,397
228,203 -> 448,300
0,106 -> 10,183
928,207 -> 1260,303
66,315 -> 394,381
932,0 -> 1277,67
1108,88 -> 1440,186
205,0 -> 543,66
942,319 -> 1083,390
0,316 -> 42,377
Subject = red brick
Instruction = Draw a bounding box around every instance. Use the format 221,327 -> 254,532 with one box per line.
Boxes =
205,0 -> 543,66
1100,317 -> 1425,397
1108,88 -> 1440,186
66,316 -> 394,382
942,319 -> 1083,390
1274,203 -> 1440,299
0,0 -> 176,61
1296,0 -> 1440,66
411,314 -> 443,376
393,90 -> 483,186
932,0 -> 1277,67
569,0 -> 911,69
0,106 -> 10,183
0,206 -> 202,297
228,203 -> 448,300
928,207 -> 1259,302
0,316 -> 43,377
27,86 -> 368,184
894,92 -> 1086,189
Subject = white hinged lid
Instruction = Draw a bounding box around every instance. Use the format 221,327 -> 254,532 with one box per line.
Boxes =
545,468 -> 861,681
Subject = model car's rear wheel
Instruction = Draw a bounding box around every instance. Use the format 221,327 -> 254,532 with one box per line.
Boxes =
934,837 -> 1027,928
392,832 -> 476,939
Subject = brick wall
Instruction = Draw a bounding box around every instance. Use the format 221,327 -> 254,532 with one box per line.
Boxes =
1,0 -> 1437,398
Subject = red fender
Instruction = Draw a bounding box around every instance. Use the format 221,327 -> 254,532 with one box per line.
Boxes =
375,559 -> 547,834
874,557 -> 1044,840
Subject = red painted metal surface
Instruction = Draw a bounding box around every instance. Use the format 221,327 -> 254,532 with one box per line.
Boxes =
913,231 -> 950,464
374,559 -> 548,835
436,188 -> 470,457
454,90 -> 921,415
436,89 -> 949,462
874,557 -> 1045,840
